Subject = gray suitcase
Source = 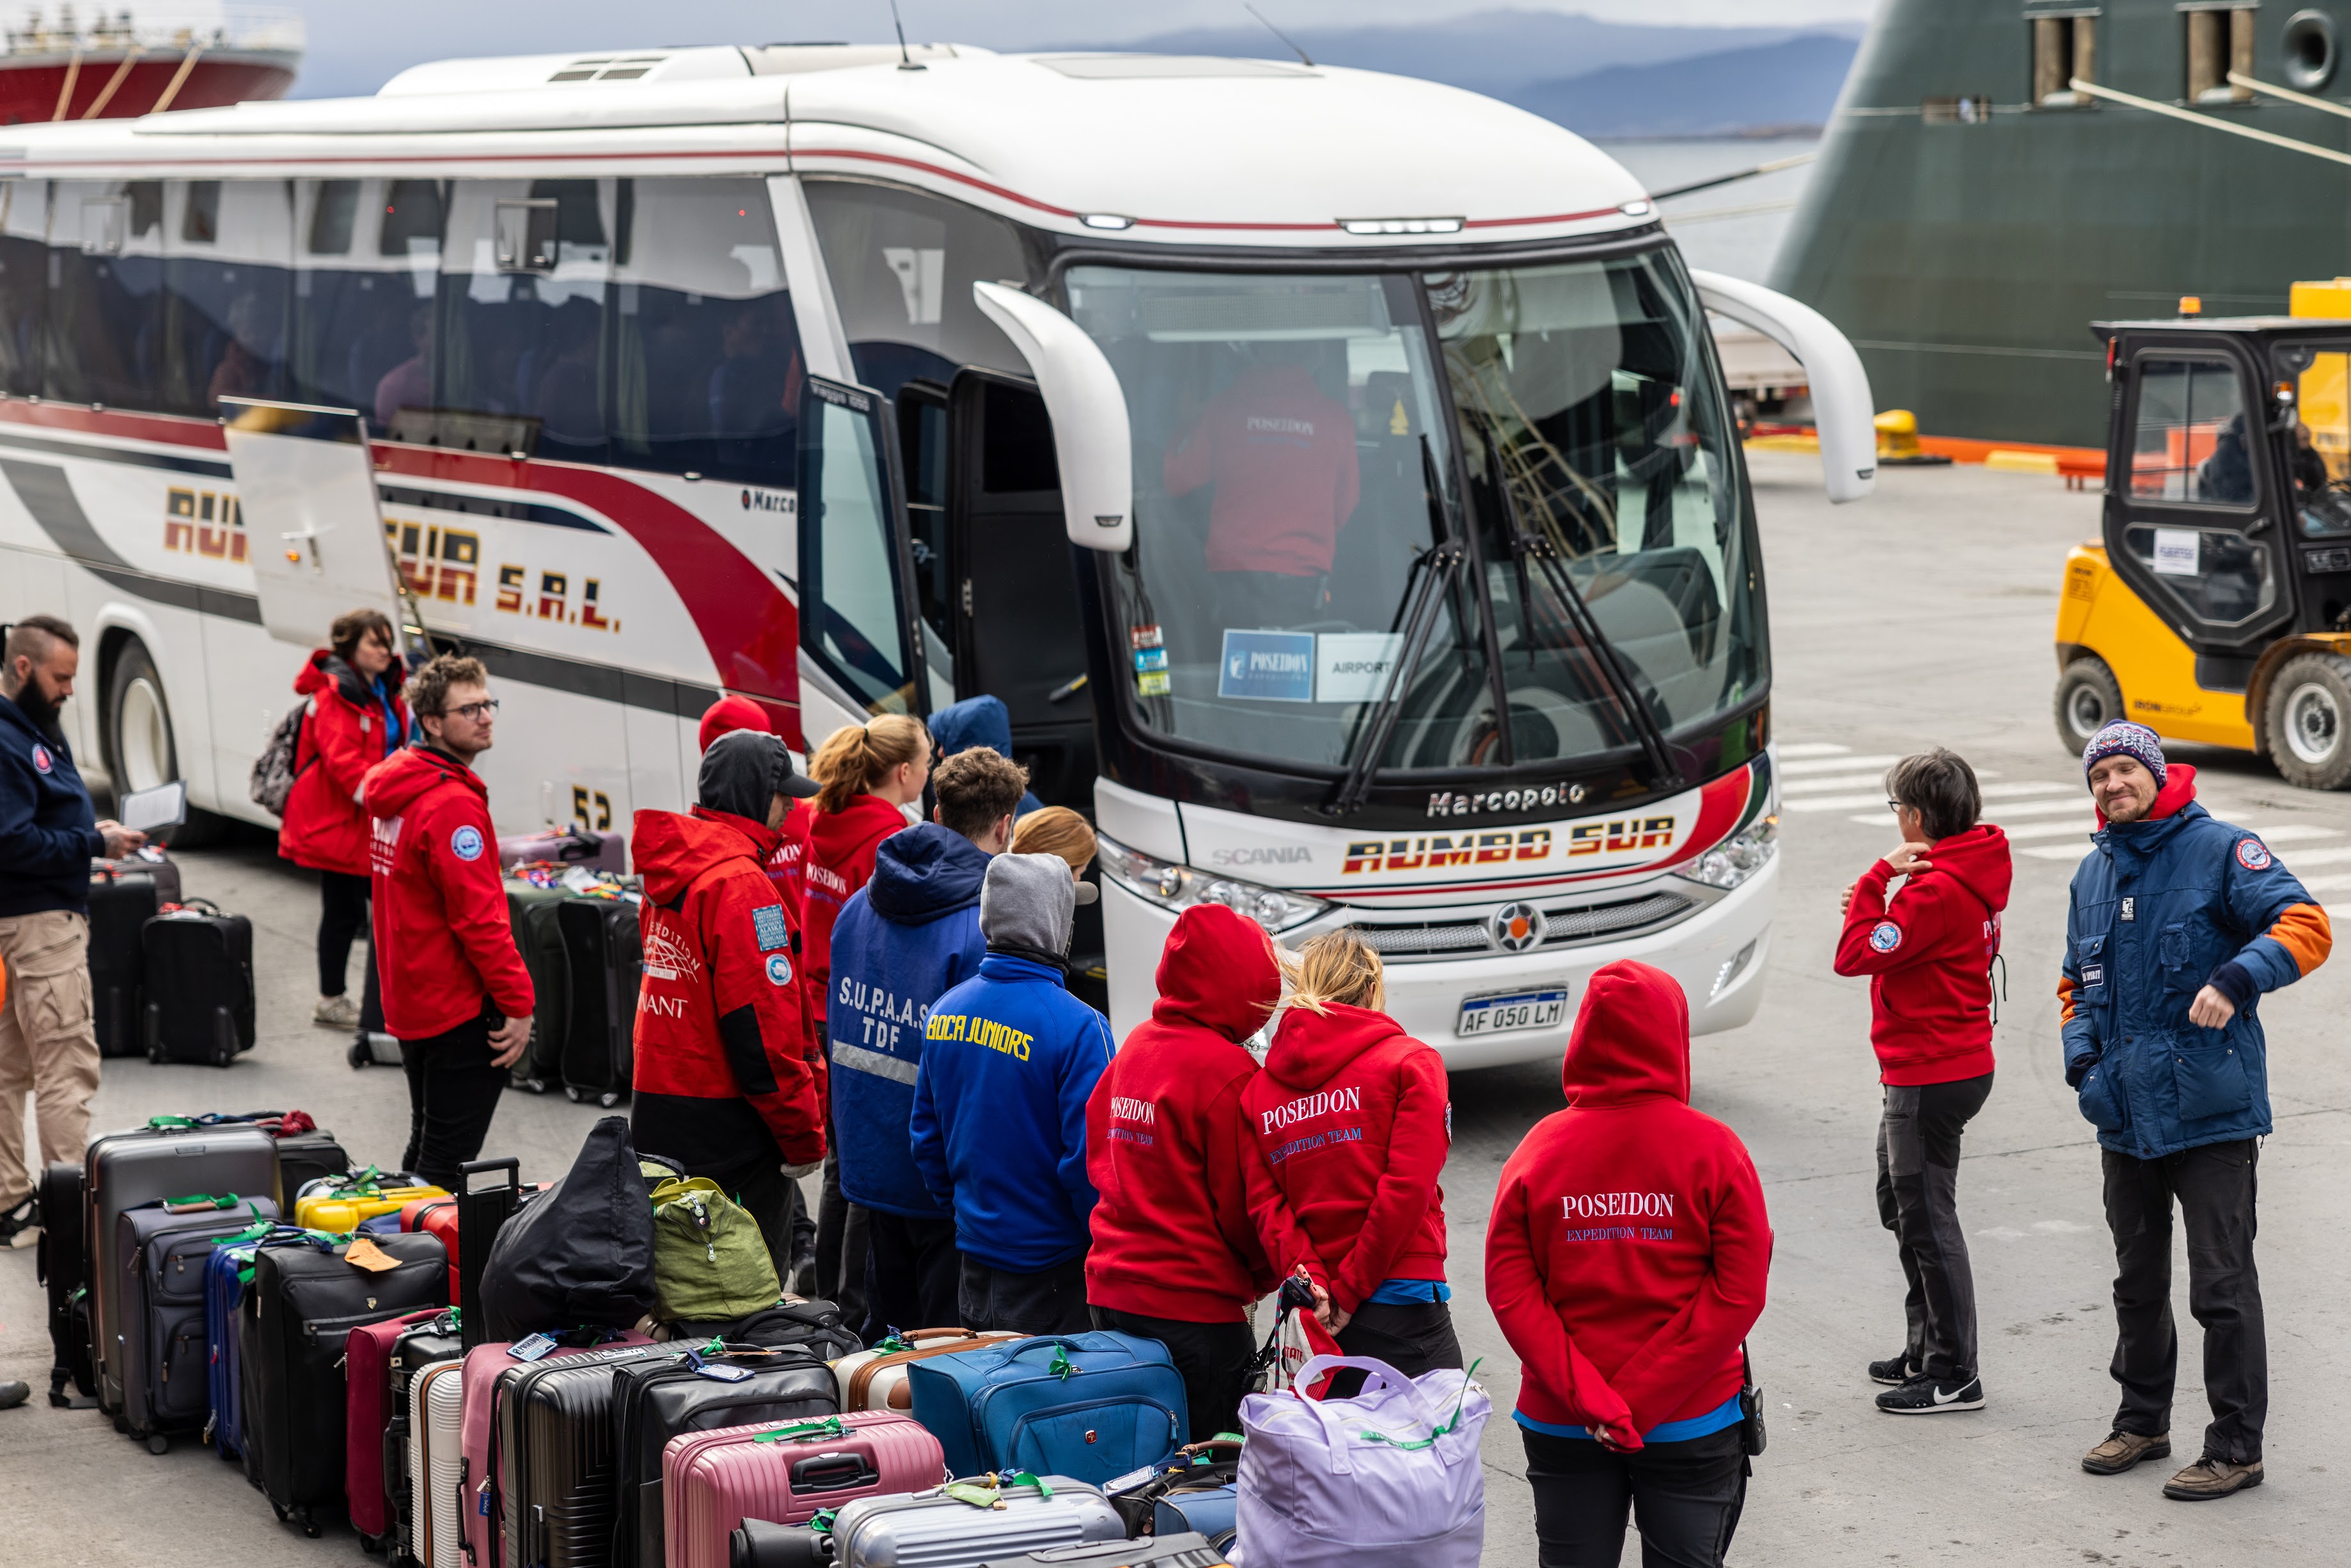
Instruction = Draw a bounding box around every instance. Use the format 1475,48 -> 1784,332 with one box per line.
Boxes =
831,1477 -> 1124,1568
84,1120 -> 278,1414
114,1193 -> 276,1448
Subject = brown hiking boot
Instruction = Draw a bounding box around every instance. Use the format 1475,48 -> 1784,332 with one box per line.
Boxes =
2082,1429 -> 2171,1475
2162,1455 -> 2263,1500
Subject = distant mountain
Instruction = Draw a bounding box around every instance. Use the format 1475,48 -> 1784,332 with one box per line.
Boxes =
1507,34 -> 1857,139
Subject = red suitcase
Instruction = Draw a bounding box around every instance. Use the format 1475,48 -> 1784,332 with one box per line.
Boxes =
459,1333 -> 650,1568
664,1411 -> 946,1568
404,1188 -> 546,1309
347,1308 -> 448,1549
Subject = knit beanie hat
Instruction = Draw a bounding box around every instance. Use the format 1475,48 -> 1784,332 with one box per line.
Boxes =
2082,719 -> 2166,788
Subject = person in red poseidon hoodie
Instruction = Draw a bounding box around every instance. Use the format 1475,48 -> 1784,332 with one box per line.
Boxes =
1087,904 -> 1282,1440
801,714 -> 933,1309
278,608 -> 410,1032
363,655 -> 532,1191
1241,929 -> 1458,1400
1486,959 -> 1772,1568
630,729 -> 828,1276
1834,748 -> 2011,1414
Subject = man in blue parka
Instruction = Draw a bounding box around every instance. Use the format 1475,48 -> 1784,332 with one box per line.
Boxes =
2061,722 -> 2332,1501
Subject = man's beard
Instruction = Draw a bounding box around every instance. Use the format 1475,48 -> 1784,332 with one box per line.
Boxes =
11,682 -> 61,738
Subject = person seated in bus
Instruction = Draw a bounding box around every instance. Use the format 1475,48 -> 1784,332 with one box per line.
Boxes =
374,307 -> 432,432
205,292 -> 279,411
1241,928 -> 1460,1399
1085,902 -> 1280,1441
911,852 -> 1114,1334
803,713 -> 934,1308
531,317 -> 604,453
929,694 -> 1042,819
707,297 -> 803,450
1162,339 -> 1361,630
278,608 -> 410,1032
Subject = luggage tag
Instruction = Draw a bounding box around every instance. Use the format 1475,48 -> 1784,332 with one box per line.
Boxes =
695,1362 -> 753,1383
507,1332 -> 559,1361
345,1235 -> 402,1273
1106,1464 -> 1159,1494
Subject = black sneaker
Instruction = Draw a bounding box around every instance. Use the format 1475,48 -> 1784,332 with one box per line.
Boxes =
0,1198 -> 35,1250
1876,1374 -> 1983,1413
1868,1352 -> 1919,1386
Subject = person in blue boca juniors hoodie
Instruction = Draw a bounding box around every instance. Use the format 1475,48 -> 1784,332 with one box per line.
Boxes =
911,851 -> 1112,1335
2061,721 -> 2331,1502
827,745 -> 1027,1340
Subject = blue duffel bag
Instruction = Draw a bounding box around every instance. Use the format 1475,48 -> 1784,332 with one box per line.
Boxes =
906,1331 -> 1189,1485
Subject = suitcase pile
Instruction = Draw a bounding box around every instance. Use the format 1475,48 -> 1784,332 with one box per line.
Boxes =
499,872 -> 645,1103
86,850 -> 262,1069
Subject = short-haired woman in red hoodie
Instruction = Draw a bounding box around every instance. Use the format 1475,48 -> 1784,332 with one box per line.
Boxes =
1243,930 -> 1458,1396
1086,903 -> 1280,1439
1486,959 -> 1771,1568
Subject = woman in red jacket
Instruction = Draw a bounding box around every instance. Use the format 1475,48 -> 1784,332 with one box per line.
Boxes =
1087,903 -> 1280,1439
278,609 -> 409,1030
803,712 -> 932,1306
1243,929 -> 1458,1397
1485,959 -> 1771,1568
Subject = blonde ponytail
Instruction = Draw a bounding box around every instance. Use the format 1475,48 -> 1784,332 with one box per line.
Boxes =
1284,928 -> 1385,1015
811,714 -> 930,815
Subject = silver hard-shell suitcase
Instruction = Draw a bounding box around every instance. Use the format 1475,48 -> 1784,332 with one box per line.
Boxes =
408,1358 -> 468,1568
831,1477 -> 1124,1568
84,1122 -> 278,1412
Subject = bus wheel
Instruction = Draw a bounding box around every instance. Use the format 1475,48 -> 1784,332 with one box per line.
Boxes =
2054,657 -> 2123,753
105,639 -> 223,845
2265,653 -> 2351,790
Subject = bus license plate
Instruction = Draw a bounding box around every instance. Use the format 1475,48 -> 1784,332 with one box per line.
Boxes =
1456,988 -> 1568,1037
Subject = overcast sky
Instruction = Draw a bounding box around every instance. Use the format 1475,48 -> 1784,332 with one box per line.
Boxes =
277,0 -> 1881,97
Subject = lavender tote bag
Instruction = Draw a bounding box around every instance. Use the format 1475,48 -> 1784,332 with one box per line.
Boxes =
1231,1356 -> 1490,1568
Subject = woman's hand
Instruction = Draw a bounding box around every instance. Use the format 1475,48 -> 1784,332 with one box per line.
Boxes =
1297,1263 -> 1348,1335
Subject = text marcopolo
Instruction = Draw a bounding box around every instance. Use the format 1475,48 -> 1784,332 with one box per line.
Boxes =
1560,1191 -> 1675,1221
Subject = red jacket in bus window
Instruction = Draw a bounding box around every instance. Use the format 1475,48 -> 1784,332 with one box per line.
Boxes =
1833,824 -> 2013,1085
364,746 -> 533,1040
279,650 -> 410,878
1163,361 -> 1362,579
1241,997 -> 1450,1315
629,806 -> 824,1176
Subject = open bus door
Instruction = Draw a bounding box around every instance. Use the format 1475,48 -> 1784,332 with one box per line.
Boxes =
795,376 -> 934,728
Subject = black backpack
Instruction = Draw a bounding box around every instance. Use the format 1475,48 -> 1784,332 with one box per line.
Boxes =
479,1116 -> 656,1341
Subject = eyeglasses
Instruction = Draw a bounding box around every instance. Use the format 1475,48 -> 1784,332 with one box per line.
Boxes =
1886,798 -> 1903,813
448,698 -> 500,721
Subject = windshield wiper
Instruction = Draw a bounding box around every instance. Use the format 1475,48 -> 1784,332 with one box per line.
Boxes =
1483,429 -> 1683,790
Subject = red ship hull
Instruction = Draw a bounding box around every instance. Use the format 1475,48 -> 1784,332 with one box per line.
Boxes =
0,51 -> 296,124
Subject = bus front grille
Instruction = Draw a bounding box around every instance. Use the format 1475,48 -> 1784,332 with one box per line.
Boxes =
1351,890 -> 1697,962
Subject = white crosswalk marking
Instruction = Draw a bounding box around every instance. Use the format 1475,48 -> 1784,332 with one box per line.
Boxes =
1980,781 -> 2077,799
1775,743 -> 1853,758
1844,796 -> 2098,823
2019,824 -> 2349,861
1995,820 -> 2105,842
2238,826 -> 2345,845
2273,845 -> 2351,868
1784,769 -> 2006,796
2302,872 -> 2351,894
1780,754 -> 1903,776
1797,782 -> 2073,814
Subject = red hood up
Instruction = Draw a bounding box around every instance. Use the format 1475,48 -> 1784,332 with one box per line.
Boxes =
1922,822 -> 2013,916
1151,904 -> 1280,1042
363,744 -> 479,819
2095,762 -> 2198,830
1560,960 -> 1690,1108
633,806 -> 779,904
1265,999 -> 1406,1089
294,648 -> 336,696
698,694 -> 771,754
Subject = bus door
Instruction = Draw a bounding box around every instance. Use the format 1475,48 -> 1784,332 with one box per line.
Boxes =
796,375 -> 935,730
221,398 -> 412,653
945,368 -> 1096,806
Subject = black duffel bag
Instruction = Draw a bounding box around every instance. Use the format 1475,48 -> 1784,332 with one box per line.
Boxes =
664,1298 -> 864,1360
479,1115 -> 656,1340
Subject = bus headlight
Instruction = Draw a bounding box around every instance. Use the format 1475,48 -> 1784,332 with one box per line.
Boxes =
1674,813 -> 1778,892
1096,831 -> 1331,934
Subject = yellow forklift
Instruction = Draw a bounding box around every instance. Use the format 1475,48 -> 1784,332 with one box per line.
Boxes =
2054,304 -> 2351,789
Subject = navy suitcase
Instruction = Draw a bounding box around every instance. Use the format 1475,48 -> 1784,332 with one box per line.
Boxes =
115,1194 -> 277,1449
204,1232 -> 269,1462
904,1333 -> 1188,1487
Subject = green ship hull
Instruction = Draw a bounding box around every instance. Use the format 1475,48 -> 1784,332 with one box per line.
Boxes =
1773,0 -> 2351,447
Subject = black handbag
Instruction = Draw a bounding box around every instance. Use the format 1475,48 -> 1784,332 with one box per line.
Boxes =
1738,1342 -> 1766,1457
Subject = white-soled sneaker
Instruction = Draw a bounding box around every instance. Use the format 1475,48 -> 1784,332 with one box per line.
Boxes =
313,994 -> 361,1029
1876,1375 -> 1983,1413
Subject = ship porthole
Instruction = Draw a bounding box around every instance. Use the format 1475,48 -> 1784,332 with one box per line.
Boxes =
2284,9 -> 2337,91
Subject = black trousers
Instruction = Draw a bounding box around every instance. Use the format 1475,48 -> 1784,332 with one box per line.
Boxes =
398,1015 -> 508,1191
814,1131 -> 869,1324
317,870 -> 371,997
2103,1138 -> 2266,1463
863,1209 -> 962,1342
1091,1306 -> 1257,1443
1523,1425 -> 1747,1568
1874,1072 -> 1992,1381
959,1253 -> 1091,1335
1328,1298 -> 1463,1399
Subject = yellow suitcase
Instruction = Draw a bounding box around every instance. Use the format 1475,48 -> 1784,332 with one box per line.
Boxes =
292,1168 -> 449,1232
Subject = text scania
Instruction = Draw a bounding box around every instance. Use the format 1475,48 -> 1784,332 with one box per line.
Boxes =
1561,1191 -> 1676,1220
1261,1085 -> 1364,1136
1342,817 -> 1676,876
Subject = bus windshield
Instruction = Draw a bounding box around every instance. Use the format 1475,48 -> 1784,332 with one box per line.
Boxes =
1065,249 -> 1763,776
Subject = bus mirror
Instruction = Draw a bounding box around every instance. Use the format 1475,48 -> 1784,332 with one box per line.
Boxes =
972,281 -> 1135,552
1690,269 -> 1878,505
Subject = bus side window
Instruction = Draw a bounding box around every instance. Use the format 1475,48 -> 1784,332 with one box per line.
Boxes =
799,379 -> 916,715
45,178 -> 165,410
289,178 -> 448,427
161,179 -> 293,417
0,181 -> 49,397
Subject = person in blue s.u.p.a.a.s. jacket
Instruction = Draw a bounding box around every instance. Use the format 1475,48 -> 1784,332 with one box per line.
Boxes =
2059,721 -> 2331,1502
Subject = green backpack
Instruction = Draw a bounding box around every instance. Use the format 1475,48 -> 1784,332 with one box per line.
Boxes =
649,1176 -> 782,1324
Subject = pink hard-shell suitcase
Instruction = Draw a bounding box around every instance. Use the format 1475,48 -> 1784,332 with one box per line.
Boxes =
457,1333 -> 650,1568
346,1308 -> 446,1548
664,1411 -> 947,1568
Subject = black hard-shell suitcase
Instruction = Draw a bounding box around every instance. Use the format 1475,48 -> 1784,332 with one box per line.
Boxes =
85,1119 -> 278,1413
457,1157 -> 528,1352
89,860 -> 167,1056
505,883 -> 574,1092
350,945 -> 402,1068
141,900 -> 256,1066
388,1310 -> 466,1562
609,1342 -> 841,1568
244,1228 -> 450,1535
499,1340 -> 694,1568
116,1194 -> 277,1449
272,1127 -> 352,1201
36,1158 -> 95,1407
557,898 -> 640,1106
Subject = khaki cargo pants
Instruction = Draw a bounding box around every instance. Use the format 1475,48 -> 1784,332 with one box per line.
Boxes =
0,909 -> 100,1209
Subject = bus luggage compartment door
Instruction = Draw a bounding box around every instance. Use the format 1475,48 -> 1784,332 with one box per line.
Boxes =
221,398 -> 406,648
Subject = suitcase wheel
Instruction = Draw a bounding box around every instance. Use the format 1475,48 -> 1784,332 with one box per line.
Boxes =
599,1091 -> 622,1108
564,1086 -> 584,1103
271,1503 -> 287,1522
145,1432 -> 169,1455
348,1039 -> 370,1070
146,1043 -> 165,1065
298,1509 -> 320,1540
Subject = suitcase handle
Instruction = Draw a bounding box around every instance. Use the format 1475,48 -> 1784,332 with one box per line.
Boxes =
459,1157 -> 520,1195
789,1452 -> 879,1493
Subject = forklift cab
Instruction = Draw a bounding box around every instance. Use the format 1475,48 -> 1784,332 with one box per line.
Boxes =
2054,317 -> 2351,789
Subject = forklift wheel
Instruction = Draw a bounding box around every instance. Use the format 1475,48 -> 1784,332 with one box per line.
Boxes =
2265,652 -> 2351,790
2054,657 -> 2125,754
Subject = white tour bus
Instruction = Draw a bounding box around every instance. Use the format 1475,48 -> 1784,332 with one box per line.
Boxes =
0,42 -> 1875,1062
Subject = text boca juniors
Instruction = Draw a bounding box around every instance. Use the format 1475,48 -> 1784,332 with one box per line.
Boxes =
1342,816 -> 1676,877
